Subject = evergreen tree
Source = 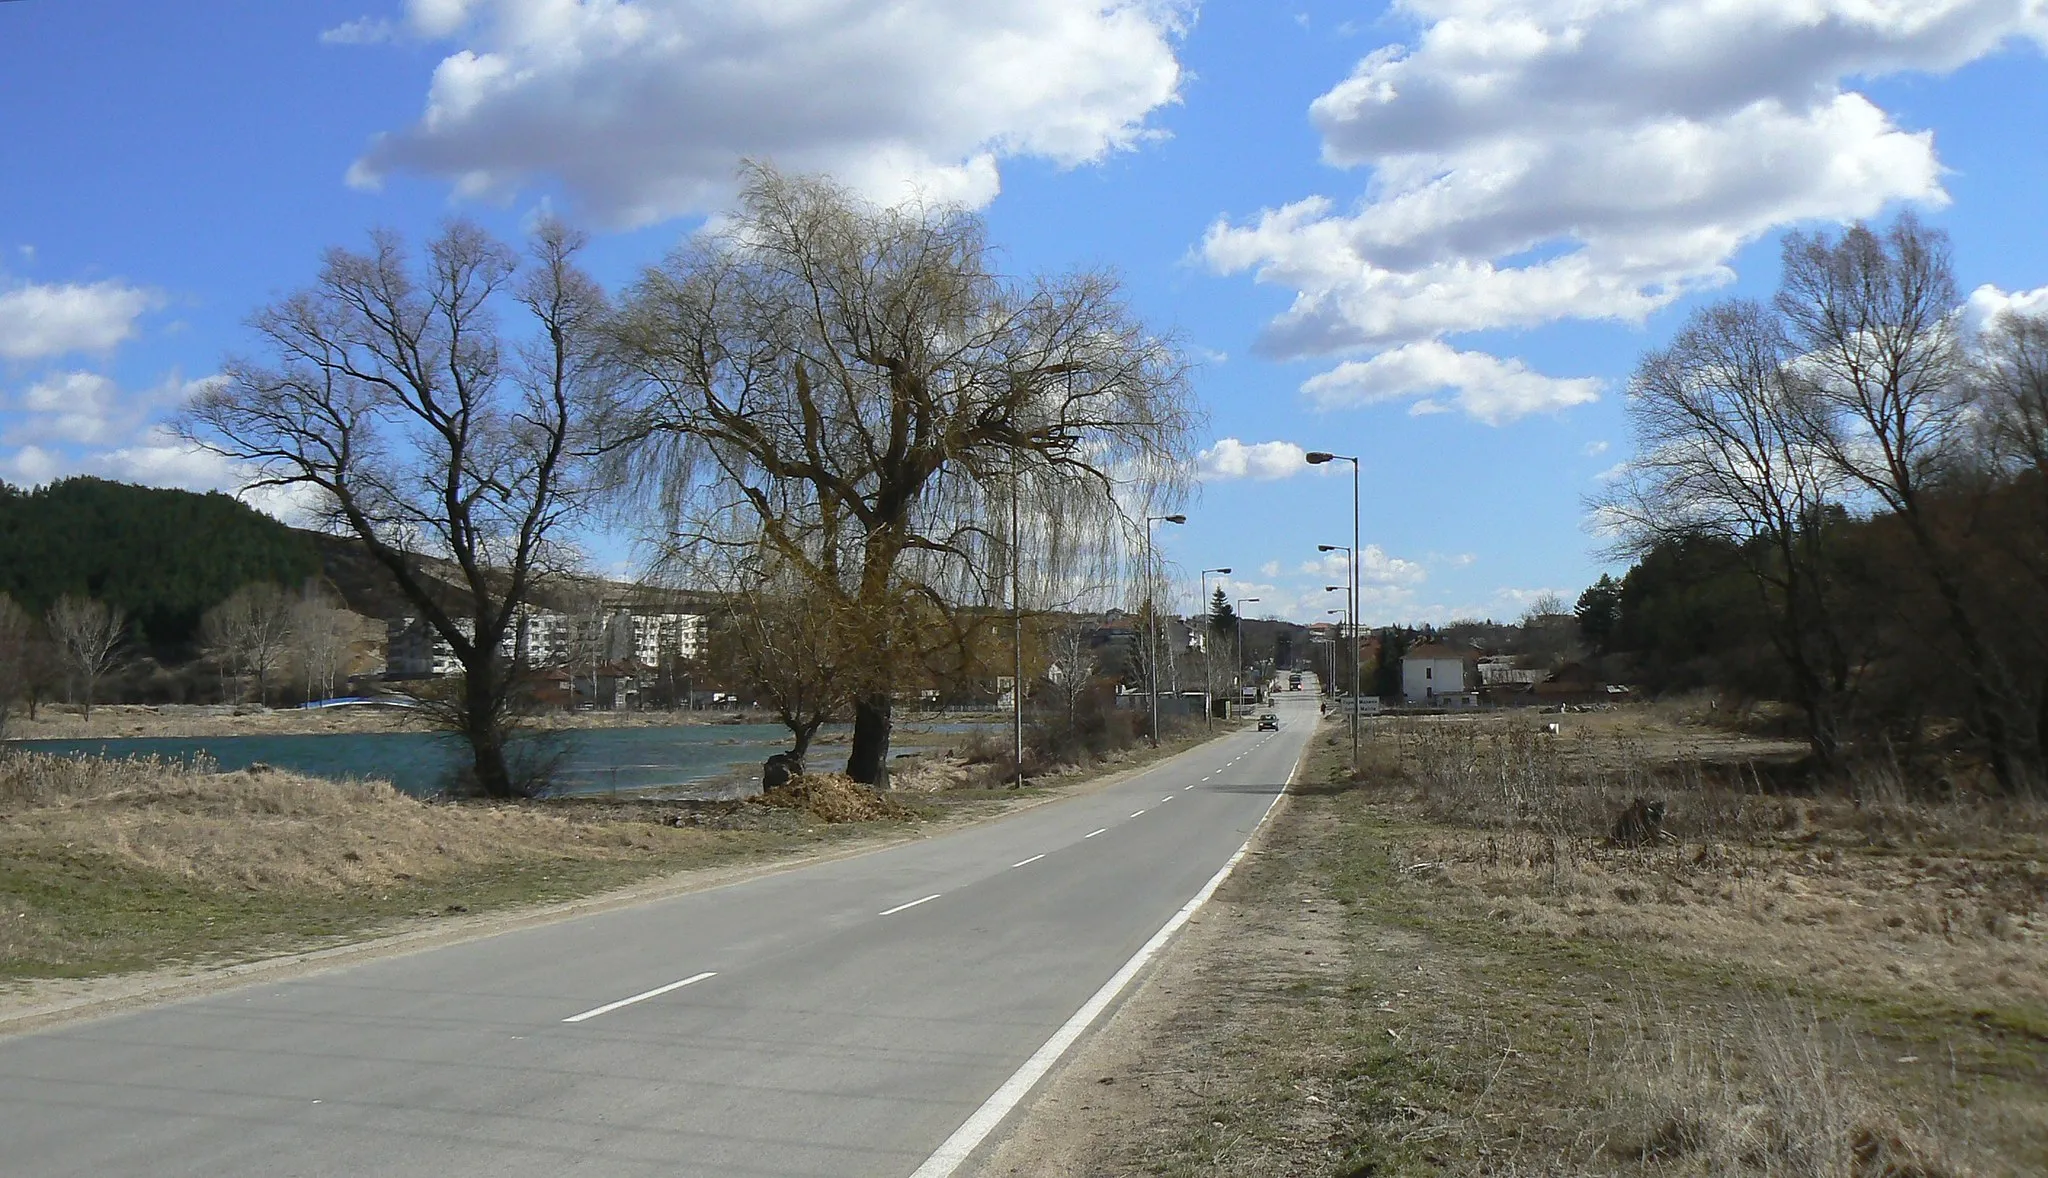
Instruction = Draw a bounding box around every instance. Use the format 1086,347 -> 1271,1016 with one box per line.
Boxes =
1208,587 -> 1236,635
1575,575 -> 1622,655
0,477 -> 318,650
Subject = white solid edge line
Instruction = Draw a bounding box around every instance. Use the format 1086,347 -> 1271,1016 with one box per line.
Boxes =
562,972 -> 717,1023
880,894 -> 943,916
906,782 -> 1289,1178
1010,854 -> 1046,869
1083,828 -> 1107,839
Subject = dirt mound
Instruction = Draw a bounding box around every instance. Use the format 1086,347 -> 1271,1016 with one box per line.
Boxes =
749,773 -> 916,823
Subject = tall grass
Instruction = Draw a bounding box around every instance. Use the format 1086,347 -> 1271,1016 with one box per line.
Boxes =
1590,995 -> 1976,1177
0,750 -> 397,815
1357,719 -> 2048,852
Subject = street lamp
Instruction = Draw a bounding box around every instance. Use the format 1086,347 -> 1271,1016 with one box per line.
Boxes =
1143,513 -> 1186,747
1235,596 -> 1260,714
1310,447 -> 1363,775
1317,542 -> 1360,774
1199,567 -> 1231,730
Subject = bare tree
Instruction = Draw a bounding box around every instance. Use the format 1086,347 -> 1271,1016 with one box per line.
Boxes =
1978,308 -> 2048,506
608,165 -> 1198,785
1778,215 -> 2030,790
180,220 -> 608,797
44,595 -> 124,719
720,563 -> 862,766
1604,299 -> 1855,769
201,583 -> 295,705
1039,616 -> 1097,732
290,584 -> 359,702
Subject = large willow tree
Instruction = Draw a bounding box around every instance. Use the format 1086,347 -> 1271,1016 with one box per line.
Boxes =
609,166 -> 1199,784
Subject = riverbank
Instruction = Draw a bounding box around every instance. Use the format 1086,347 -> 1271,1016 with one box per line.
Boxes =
978,709 -> 2048,1176
1,701 -> 878,741
0,722 -> 1225,1026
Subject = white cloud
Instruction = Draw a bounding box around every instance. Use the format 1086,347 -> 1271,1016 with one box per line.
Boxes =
1964,282 -> 2048,336
1198,437 -> 1310,481
1301,341 -> 1601,425
350,0 -> 1191,226
0,280 -> 156,360
1299,545 -> 1428,587
9,372 -> 125,444
321,16 -> 398,45
5,370 -> 215,448
1203,1 -> 2043,421
1583,440 -> 1610,457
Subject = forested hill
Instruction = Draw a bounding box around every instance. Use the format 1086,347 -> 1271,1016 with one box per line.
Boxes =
0,477 -> 319,648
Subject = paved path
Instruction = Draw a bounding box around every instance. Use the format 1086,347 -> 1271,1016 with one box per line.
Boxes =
0,695 -> 1318,1177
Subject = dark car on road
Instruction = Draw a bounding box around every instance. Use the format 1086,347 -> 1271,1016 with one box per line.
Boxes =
1257,713 -> 1279,731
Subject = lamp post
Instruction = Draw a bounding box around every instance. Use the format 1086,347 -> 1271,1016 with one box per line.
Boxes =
1309,448 -> 1362,774
1235,596 -> 1260,715
1199,567 -> 1231,730
1318,541 -> 1359,776
1144,513 -> 1186,747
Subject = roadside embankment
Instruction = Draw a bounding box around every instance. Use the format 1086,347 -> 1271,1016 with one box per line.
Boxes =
978,709 -> 2048,1177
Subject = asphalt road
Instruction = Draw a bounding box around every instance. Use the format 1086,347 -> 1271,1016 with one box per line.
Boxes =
0,693 -> 1320,1178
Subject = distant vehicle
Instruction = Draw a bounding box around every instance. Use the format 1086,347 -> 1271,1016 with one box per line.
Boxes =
1257,713 -> 1279,731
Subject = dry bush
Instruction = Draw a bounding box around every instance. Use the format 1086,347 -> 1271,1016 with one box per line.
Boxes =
0,751 -> 698,892
749,773 -> 916,823
1589,996 -> 1980,1177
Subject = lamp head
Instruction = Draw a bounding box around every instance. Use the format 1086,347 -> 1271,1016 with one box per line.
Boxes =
1317,544 -> 1344,553
1215,566 -> 1232,575
1325,585 -> 1344,592
1162,514 -> 1186,525
1305,452 -> 1335,465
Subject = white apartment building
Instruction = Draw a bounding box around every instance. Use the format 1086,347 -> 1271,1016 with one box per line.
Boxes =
390,608 -> 706,678
628,613 -> 704,665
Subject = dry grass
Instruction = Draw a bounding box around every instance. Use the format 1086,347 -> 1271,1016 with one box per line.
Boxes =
1341,720 -> 2048,1025
986,708 -> 2047,1177
0,750 -> 914,981
1,751 -> 730,893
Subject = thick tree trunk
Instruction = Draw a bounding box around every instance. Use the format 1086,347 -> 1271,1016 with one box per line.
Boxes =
846,693 -> 892,787
789,720 -> 819,766
463,674 -> 516,798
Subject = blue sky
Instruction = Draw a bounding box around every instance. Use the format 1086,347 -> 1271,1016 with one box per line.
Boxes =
3,1 -> 2046,624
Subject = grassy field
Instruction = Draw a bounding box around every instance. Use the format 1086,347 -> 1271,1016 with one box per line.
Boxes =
992,709 -> 2047,1177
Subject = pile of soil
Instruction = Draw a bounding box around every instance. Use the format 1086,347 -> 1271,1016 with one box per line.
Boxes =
748,773 -> 917,823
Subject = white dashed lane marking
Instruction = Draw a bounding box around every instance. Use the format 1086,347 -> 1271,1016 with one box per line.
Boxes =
563,972 -> 717,1024
1011,854 -> 1045,868
879,895 -> 942,916
1084,828 -> 1107,839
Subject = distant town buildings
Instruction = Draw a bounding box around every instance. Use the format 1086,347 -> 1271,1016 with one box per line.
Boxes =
384,607 -> 706,684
